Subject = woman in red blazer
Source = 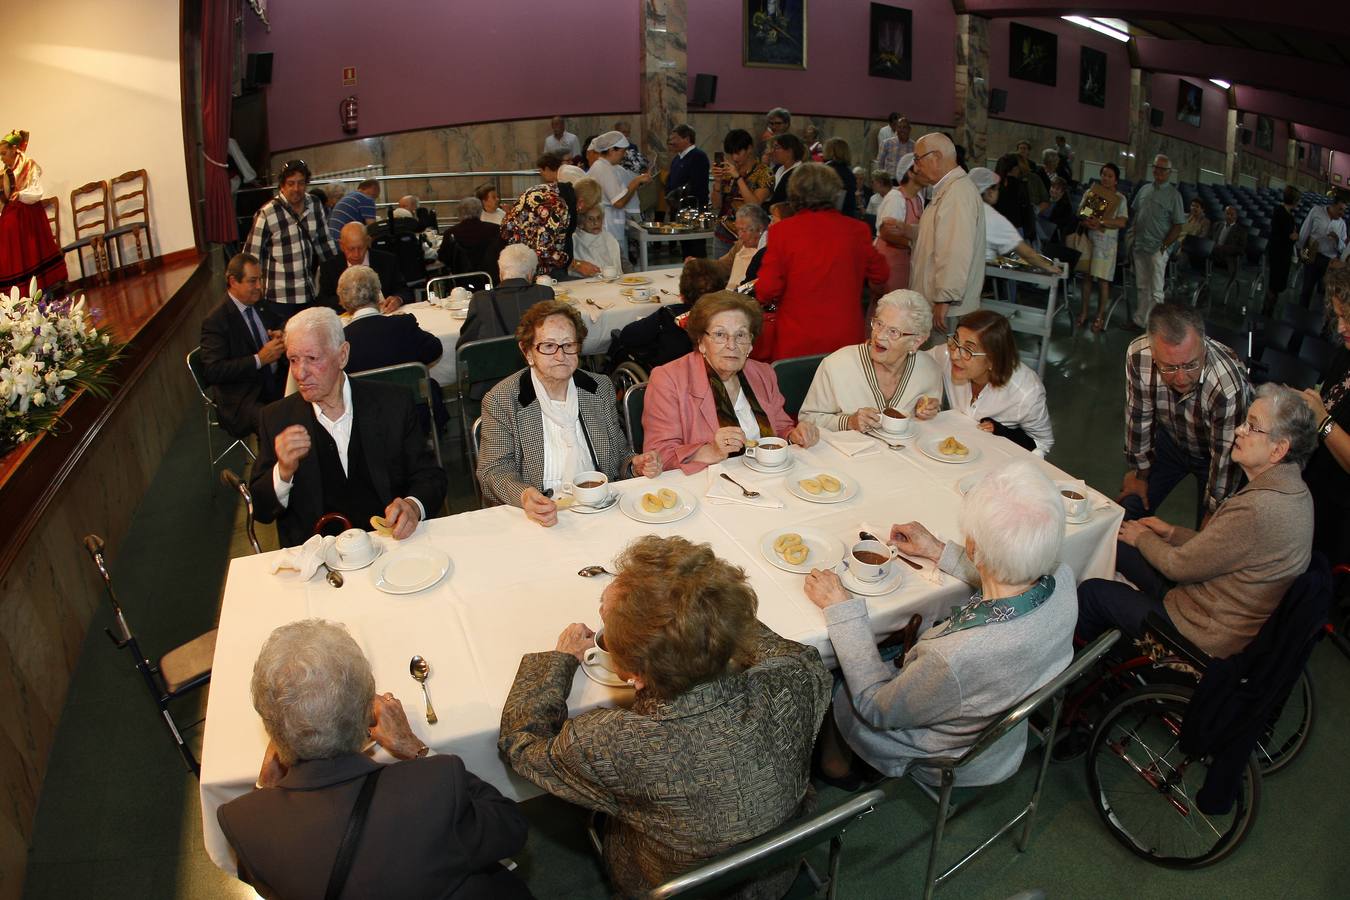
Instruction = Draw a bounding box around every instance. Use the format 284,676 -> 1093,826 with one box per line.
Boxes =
754,163 -> 889,361
643,292 -> 819,474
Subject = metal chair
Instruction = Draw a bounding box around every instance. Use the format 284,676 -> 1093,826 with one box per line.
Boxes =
427,271 -> 494,299
623,382 -> 647,455
349,361 -> 443,468
186,347 -> 256,474
611,360 -> 649,401
770,354 -> 827,419
470,416 -> 484,507
1298,335 -> 1335,376
456,336 -> 525,466
220,469 -> 262,554
1254,348 -> 1319,390
912,629 -> 1121,899
82,534 -> 217,775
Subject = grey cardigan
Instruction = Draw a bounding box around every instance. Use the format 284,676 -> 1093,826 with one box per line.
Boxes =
826,545 -> 1078,786
477,367 -> 633,507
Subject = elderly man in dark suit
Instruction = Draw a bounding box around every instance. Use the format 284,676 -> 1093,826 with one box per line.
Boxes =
198,252 -> 288,438
456,244 -> 555,348
665,124 -> 710,211
218,619 -> 531,899
248,307 -> 447,547
1211,205 -> 1249,276
317,221 -> 410,312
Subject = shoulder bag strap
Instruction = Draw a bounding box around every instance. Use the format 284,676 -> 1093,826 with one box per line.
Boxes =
323,767 -> 383,900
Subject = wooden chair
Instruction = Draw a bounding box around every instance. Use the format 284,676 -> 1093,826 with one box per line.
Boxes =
65,180 -> 112,283
106,169 -> 153,273
40,196 -> 60,243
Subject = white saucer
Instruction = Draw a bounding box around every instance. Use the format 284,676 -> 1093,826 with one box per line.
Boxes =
582,659 -> 633,688
566,492 -> 619,515
919,436 -> 982,464
619,487 -> 697,525
371,547 -> 451,594
741,454 -> 794,475
1066,509 -> 1093,525
759,527 -> 845,574
450,309 -> 468,320
323,543 -> 382,572
784,471 -> 859,504
838,563 -> 905,597
957,472 -> 985,495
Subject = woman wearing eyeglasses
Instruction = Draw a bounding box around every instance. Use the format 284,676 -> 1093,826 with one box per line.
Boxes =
478,300 -> 662,526
798,289 -> 942,432
643,292 -> 819,474
928,310 -> 1054,457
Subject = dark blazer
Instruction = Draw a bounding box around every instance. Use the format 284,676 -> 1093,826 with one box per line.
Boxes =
456,280 -> 555,348
769,163 -> 801,206
198,296 -> 287,439
316,248 -> 410,310
415,207 -> 438,231
249,379 -> 447,547
344,311 -> 444,373
827,160 -> 858,218
445,219 -> 504,276
217,752 -> 532,900
667,146 -> 711,209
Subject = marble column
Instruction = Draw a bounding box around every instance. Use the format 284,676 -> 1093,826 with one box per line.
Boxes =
1224,107 -> 1238,183
1126,69 -> 1151,182
1285,136 -> 1298,186
953,14 -> 989,164
639,0 -> 687,171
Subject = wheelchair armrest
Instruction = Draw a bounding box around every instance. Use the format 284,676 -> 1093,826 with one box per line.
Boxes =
1141,611 -> 1212,671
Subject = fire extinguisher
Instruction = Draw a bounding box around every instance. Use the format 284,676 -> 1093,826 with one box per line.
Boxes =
340,95 -> 358,134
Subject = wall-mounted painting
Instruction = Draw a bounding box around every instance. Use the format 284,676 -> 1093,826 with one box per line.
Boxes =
1176,80 -> 1204,127
744,0 -> 807,69
1255,116 -> 1274,152
1079,46 -> 1106,108
868,4 -> 912,81
1009,23 -> 1057,87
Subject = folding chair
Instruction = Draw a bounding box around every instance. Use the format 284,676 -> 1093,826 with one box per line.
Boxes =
470,416 -> 484,507
186,347 -> 256,475
220,469 -> 262,554
623,383 -> 647,455
349,362 -> 444,468
771,354 -> 827,419
456,336 -> 525,466
426,271 -> 494,300
82,534 -> 218,775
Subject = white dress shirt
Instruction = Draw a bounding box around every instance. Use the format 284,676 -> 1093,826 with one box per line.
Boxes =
929,344 -> 1055,457
732,387 -> 761,439
544,131 -> 582,161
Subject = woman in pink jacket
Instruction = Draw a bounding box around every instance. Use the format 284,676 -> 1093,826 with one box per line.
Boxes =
643,292 -> 819,474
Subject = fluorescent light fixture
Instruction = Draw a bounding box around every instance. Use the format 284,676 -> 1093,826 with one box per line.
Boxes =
1210,79 -> 1231,89
1061,15 -> 1131,42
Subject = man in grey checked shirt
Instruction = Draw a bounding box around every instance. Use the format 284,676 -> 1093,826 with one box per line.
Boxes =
1119,304 -> 1251,525
1128,154 -> 1186,329
244,159 -> 338,316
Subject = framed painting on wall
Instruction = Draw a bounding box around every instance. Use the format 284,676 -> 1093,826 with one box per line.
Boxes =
1009,23 -> 1057,87
1176,80 -> 1203,127
868,4 -> 912,81
1079,46 -> 1106,108
1255,116 -> 1274,152
744,0 -> 807,70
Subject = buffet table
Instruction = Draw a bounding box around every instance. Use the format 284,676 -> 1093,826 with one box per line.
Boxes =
199,410 -> 1122,873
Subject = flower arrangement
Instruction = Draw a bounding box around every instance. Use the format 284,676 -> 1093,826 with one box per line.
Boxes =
0,279 -> 122,455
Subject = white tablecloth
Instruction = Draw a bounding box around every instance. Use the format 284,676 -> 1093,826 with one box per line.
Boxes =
400,267 -> 685,386
199,411 -> 1122,873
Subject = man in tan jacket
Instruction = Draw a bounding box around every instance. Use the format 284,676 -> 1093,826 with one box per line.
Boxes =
909,132 -> 985,332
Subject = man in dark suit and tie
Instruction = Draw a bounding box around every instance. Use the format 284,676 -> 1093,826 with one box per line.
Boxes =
1211,205 -> 1249,276
249,307 -> 447,547
317,221 -> 411,312
198,252 -> 287,439
666,124 -> 712,257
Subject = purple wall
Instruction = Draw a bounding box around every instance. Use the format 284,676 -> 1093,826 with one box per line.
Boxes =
987,18 -> 1130,142
1149,73 -> 1228,153
685,0 -> 956,125
1331,151 -> 1350,186
244,2 -> 641,151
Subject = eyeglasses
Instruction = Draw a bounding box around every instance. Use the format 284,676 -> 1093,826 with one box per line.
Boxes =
870,318 -> 921,343
945,335 -> 988,361
1154,359 -> 1202,376
1237,419 -> 1270,436
913,149 -> 940,166
533,340 -> 581,356
706,329 -> 754,347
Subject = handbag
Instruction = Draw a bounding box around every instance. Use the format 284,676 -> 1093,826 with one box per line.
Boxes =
323,767 -> 383,900
1066,230 -> 1094,274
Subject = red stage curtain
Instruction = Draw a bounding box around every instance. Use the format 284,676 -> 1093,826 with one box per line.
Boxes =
201,0 -> 237,243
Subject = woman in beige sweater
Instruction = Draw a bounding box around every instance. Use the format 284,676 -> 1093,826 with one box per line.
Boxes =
1077,383 -> 1317,659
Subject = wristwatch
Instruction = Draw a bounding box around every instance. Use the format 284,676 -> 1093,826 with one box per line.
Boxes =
1318,415 -> 1335,441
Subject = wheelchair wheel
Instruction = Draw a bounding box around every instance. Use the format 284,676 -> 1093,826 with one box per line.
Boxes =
1088,687 -> 1259,868
1255,670 -> 1314,776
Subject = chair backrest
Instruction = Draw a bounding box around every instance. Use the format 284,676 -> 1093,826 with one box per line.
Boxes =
427,271 -> 494,299
644,786 -> 887,899
1278,303 -> 1328,339
185,347 -> 216,406
110,169 -> 151,230
1263,321 -> 1299,355
70,180 -> 110,241
457,335 -> 525,398
220,469 -> 262,554
40,196 -> 60,243
388,231 -> 429,286
771,353 -> 826,419
623,382 -> 647,453
1257,347 -> 1319,390
349,362 -> 442,466
1298,335 -> 1334,375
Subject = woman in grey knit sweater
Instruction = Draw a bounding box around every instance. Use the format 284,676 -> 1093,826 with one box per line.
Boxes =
804,460 -> 1079,787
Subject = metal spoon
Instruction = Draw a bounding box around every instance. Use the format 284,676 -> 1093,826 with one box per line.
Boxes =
859,531 -> 924,570
719,472 -> 761,498
578,565 -> 616,577
409,656 -> 438,724
324,566 -> 344,588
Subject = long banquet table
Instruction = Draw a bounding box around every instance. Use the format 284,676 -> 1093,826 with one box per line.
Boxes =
199,410 -> 1122,874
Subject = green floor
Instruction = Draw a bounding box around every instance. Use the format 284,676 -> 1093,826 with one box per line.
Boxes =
22,277 -> 1350,898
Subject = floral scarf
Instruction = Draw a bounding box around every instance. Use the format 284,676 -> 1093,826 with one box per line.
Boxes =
937,575 -> 1055,636
705,359 -> 773,442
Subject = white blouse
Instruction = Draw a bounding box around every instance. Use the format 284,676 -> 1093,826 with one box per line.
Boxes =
587,158 -> 630,243
532,371 -> 597,491
929,344 -> 1055,457
481,208 -> 505,226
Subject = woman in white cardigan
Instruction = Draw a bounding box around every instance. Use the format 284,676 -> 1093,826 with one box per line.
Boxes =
797,289 -> 943,432
929,309 -> 1054,457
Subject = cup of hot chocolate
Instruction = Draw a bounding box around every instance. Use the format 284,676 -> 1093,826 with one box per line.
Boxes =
743,436 -> 789,466
880,406 -> 913,436
847,539 -> 893,583
1057,482 -> 1090,521
583,627 -> 616,673
561,471 -> 610,507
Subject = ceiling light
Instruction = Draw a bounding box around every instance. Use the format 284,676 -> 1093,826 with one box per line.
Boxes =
1061,16 -> 1131,42
1210,79 -> 1231,89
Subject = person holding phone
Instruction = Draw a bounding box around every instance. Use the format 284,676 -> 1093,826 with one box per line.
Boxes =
710,129 -> 773,256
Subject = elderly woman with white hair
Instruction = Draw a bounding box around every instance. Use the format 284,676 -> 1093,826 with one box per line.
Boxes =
797,289 -> 943,432
338,265 -> 443,378
804,460 -> 1078,788
587,130 -> 652,244
445,196 -> 503,274
571,205 -> 625,276
217,619 -> 531,897
715,203 -> 769,289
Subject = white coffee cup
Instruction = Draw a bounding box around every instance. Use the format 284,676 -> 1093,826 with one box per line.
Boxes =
535,275 -> 557,287
1058,482 -> 1090,521
631,288 -> 654,300
334,528 -> 376,566
583,627 -> 616,673
880,406 -> 913,435
847,539 -> 892,583
448,286 -> 470,306
601,266 -> 619,279
743,436 -> 789,466
561,471 -> 610,507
